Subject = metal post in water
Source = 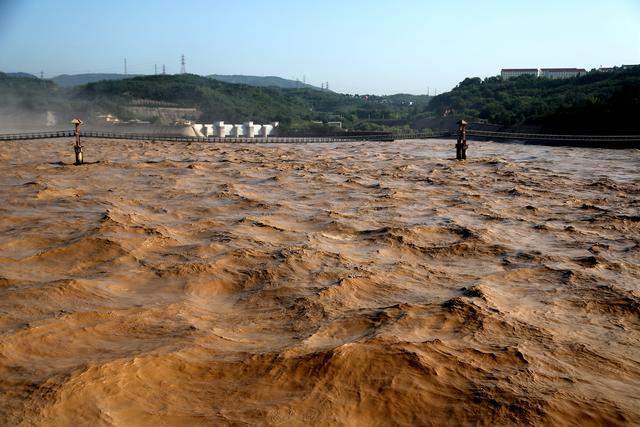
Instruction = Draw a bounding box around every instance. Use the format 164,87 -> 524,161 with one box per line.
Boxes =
71,118 -> 83,165
456,120 -> 468,160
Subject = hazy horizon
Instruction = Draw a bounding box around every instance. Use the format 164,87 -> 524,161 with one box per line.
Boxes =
1,0 -> 639,95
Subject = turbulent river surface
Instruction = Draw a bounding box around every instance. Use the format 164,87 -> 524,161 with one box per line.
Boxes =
0,139 -> 638,426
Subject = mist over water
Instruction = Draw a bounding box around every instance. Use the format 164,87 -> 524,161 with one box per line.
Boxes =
0,138 -> 638,425
0,82 -> 67,132
0,108 -> 58,132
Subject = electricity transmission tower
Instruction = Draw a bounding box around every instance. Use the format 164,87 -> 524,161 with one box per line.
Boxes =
162,64 -> 166,75
180,55 -> 186,74
124,58 -> 128,75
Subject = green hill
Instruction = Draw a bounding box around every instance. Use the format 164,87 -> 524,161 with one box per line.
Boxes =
1,71 -> 431,132
208,74 -> 322,91
5,72 -> 39,79
426,66 -> 640,133
76,74 -> 311,124
47,72 -> 323,90
73,74 -> 429,131
0,72 -> 63,110
52,73 -> 144,88
4,67 -> 638,134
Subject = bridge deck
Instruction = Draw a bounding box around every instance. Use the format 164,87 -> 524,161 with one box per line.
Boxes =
0,129 -> 638,146
0,130 -> 401,143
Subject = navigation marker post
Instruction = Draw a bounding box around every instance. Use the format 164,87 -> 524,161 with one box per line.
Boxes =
71,118 -> 84,165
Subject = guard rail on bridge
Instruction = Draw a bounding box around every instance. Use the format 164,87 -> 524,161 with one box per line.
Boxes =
466,129 -> 640,143
0,129 -> 638,147
0,130 -> 447,143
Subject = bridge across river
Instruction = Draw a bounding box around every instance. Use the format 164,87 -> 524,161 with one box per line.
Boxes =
0,130 -> 425,143
0,129 -> 638,148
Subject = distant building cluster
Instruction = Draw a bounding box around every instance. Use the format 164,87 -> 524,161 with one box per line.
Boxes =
312,120 -> 342,129
501,64 -> 640,80
599,64 -> 639,72
501,68 -> 540,79
501,68 -> 587,80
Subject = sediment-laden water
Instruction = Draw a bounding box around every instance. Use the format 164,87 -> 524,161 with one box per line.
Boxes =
0,139 -> 638,425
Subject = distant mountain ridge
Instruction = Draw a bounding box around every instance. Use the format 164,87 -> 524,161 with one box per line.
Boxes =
52,73 -> 143,88
7,72 -> 327,91
207,74 -> 324,91
6,72 -> 38,79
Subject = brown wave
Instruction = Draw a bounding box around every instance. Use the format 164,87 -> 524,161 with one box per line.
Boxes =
0,138 -> 639,425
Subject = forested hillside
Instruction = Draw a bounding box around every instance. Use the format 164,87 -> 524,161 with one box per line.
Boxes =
426,67 -> 640,133
52,73 -> 144,88
4,68 -> 638,134
208,74 -> 322,90
0,72 -> 66,111
74,74 -> 430,130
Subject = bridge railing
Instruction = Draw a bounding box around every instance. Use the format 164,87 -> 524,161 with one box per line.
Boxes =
466,129 -> 640,142
1,128 -> 638,144
0,130 -> 75,141
0,130 -> 406,143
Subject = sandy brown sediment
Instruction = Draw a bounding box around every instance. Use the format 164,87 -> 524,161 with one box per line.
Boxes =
0,138 -> 639,426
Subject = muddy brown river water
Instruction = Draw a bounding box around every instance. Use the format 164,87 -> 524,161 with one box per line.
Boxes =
0,138 -> 638,426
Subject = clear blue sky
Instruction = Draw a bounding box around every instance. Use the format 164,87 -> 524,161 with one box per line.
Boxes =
0,0 -> 638,94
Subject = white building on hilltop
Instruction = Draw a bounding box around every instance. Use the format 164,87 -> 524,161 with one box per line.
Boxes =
501,68 -> 540,79
540,68 -> 586,79
501,67 -> 588,80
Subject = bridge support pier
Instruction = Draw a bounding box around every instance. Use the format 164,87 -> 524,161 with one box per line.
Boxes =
72,119 -> 84,165
456,120 -> 468,160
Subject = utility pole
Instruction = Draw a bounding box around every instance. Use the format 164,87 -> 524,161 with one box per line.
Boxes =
180,55 -> 186,74
124,58 -> 128,75
162,64 -> 166,75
